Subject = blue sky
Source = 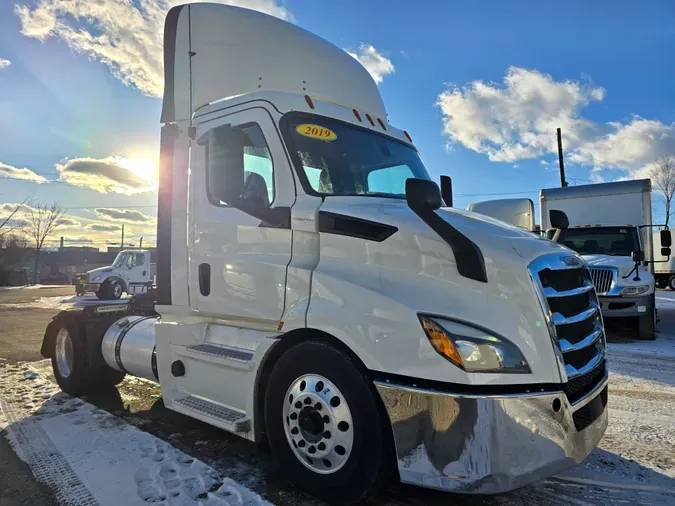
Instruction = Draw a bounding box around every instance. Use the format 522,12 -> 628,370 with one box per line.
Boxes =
1,0 -> 674,248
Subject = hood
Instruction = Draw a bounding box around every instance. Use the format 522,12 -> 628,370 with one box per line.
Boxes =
436,207 -> 567,264
87,266 -> 115,278
581,253 -> 653,283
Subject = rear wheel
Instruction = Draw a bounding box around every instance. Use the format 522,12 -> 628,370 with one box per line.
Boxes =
669,275 -> 675,291
52,323 -> 126,396
264,342 -> 392,504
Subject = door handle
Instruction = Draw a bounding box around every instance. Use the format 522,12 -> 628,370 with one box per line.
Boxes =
198,263 -> 211,296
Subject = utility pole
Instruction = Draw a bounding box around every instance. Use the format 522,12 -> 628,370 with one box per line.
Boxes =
557,128 -> 568,187
121,224 -> 125,249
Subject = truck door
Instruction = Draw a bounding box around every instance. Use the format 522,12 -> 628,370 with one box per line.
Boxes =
189,108 -> 295,325
124,251 -> 148,294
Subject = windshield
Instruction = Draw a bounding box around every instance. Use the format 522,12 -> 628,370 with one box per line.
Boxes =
282,113 -> 431,198
112,252 -> 127,268
560,227 -> 640,256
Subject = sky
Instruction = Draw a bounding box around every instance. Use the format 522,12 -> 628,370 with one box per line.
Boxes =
0,0 -> 674,249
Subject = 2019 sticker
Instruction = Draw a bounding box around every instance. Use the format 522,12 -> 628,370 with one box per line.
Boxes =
296,124 -> 337,141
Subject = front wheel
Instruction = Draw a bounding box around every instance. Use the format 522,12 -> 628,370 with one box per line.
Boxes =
264,342 -> 392,504
637,309 -> 656,341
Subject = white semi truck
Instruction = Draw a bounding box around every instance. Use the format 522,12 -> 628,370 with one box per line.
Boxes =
541,180 -> 671,340
40,4 -> 609,502
76,249 -> 155,300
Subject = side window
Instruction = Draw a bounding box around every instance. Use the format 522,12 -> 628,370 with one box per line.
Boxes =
135,253 -> 145,266
126,253 -> 135,268
367,165 -> 415,195
203,123 -> 274,207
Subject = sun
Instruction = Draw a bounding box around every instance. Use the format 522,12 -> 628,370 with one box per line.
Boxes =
115,157 -> 158,183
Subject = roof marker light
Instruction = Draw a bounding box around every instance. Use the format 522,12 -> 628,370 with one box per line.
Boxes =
353,109 -> 362,122
377,118 -> 387,130
304,95 -> 315,109
365,113 -> 375,126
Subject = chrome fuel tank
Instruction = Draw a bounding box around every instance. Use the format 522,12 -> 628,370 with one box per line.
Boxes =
101,315 -> 158,381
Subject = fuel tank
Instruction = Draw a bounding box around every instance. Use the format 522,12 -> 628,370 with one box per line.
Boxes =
101,315 -> 159,381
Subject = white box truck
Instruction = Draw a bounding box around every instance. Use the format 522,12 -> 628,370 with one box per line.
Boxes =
39,4 -> 609,503
75,249 -> 155,299
540,180 -> 666,339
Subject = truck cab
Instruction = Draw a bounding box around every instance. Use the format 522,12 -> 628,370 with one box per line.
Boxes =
42,4 -> 609,502
77,249 -> 153,299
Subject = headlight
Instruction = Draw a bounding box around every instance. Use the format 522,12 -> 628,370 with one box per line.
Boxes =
419,316 -> 531,373
92,276 -> 101,282
620,285 -> 650,296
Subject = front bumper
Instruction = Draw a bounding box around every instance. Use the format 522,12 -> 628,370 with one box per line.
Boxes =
375,378 -> 608,494
598,293 -> 653,318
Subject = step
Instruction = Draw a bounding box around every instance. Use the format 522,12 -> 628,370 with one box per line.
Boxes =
186,343 -> 254,362
174,395 -> 250,433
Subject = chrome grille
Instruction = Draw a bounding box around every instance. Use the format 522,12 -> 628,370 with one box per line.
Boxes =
529,254 -> 607,405
589,268 -> 614,295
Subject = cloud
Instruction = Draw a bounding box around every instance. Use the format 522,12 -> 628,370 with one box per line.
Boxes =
437,67 -> 604,163
347,44 -> 394,84
59,217 -> 82,227
95,208 -> 154,223
56,156 -> 157,194
0,161 -> 48,183
568,117 -> 675,174
437,66 -> 675,178
15,0 -> 291,97
0,58 -> 10,69
87,223 -> 122,232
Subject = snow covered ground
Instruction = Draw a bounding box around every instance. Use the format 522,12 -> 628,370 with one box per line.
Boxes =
0,294 -> 130,310
0,365 -> 270,506
0,284 -> 72,292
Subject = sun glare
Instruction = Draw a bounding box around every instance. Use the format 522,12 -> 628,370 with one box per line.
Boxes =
116,157 -> 158,183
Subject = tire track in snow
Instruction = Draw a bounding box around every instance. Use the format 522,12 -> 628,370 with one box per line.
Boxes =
1,399 -> 100,506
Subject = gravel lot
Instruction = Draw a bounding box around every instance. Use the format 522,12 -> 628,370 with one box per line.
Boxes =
1,286 -> 674,505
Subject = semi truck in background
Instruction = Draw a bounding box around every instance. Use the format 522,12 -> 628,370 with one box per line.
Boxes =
75,249 -> 155,300
466,198 -> 535,231
39,4 -> 609,503
540,180 -> 671,340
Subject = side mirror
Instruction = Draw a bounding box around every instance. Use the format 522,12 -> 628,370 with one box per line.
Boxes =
661,229 -> 672,247
406,179 -> 442,212
549,210 -> 569,230
662,247 -> 671,257
440,175 -> 453,207
631,250 -> 645,263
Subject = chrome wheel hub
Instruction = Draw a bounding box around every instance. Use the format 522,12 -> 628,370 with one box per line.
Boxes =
55,328 -> 74,378
113,283 -> 122,298
283,374 -> 353,474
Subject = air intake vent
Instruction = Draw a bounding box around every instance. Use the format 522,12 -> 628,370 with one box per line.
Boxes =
529,255 -> 607,405
589,268 -> 615,295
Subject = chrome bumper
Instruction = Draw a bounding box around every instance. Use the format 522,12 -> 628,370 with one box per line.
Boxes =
375,378 -> 608,494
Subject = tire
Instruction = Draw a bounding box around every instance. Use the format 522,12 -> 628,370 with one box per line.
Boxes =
107,279 -> 124,300
264,341 -> 392,504
638,309 -> 656,341
656,278 -> 667,289
96,281 -> 109,300
669,275 -> 675,291
51,322 -> 126,396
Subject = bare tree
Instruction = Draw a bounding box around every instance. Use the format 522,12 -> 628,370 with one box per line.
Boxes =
0,198 -> 28,238
650,156 -> 675,227
24,201 -> 66,284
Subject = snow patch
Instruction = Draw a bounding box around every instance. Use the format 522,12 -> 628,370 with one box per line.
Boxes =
0,363 -> 271,506
0,294 -> 130,310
